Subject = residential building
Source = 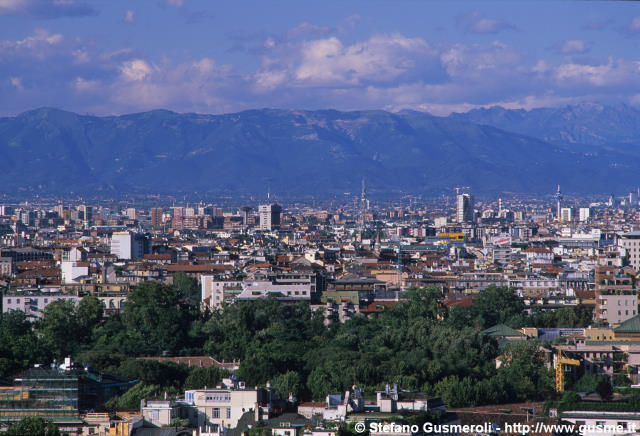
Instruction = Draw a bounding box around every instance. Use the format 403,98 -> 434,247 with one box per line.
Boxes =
259,204 -> 282,231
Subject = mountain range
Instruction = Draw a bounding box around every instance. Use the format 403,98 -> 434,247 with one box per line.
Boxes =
1,103 -> 640,196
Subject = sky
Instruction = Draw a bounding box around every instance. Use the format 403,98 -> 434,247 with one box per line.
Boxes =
1,0 -> 640,116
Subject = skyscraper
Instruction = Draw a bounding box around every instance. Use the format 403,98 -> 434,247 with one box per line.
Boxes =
258,204 -> 282,231
150,207 -> 163,228
456,194 -> 474,223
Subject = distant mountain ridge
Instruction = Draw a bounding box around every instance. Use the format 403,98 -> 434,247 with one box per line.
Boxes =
449,102 -> 640,148
1,105 -> 640,196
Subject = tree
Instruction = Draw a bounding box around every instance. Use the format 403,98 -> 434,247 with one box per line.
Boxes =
37,299 -> 79,358
76,295 -> 104,334
172,272 -> 200,307
0,311 -> 43,377
6,417 -> 64,436
271,371 -> 302,399
596,380 -> 613,401
121,282 -> 196,354
184,366 -> 229,390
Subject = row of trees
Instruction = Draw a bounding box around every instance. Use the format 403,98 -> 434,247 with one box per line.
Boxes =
1,281 -> 587,409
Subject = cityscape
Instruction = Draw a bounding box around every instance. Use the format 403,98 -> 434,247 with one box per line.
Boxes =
4,0 -> 640,436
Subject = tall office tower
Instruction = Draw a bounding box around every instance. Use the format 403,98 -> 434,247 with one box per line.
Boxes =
0,205 -> 15,216
240,206 -> 252,225
579,207 -> 591,222
79,205 -> 93,225
150,207 -> 163,228
110,232 -> 152,260
456,193 -> 474,223
258,204 -> 282,231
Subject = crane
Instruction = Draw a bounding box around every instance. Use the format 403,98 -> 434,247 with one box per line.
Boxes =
555,349 -> 580,392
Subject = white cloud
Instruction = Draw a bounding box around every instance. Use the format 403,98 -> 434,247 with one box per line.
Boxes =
120,59 -> 152,81
291,34 -> 434,85
123,9 -> 134,23
440,42 -> 520,78
554,39 -> 591,55
457,11 -> 516,34
0,0 -> 97,18
10,76 -> 23,91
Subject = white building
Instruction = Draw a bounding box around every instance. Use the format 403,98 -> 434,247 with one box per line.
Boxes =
60,261 -> 89,284
456,194 -> 474,223
258,204 -> 282,231
110,232 -> 151,260
2,291 -> 79,320
618,231 -> 640,270
184,379 -> 275,436
201,276 -> 243,308
560,207 -> 573,223
579,207 -> 591,222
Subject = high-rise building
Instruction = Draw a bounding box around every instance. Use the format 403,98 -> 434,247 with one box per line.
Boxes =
456,194 -> 474,223
150,208 -> 163,228
560,207 -> 573,223
126,207 -> 137,220
0,205 -> 14,216
110,232 -> 151,260
79,205 -> 93,225
579,207 -> 590,222
258,204 -> 282,231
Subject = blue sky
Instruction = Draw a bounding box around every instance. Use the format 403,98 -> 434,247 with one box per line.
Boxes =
1,0 -> 640,116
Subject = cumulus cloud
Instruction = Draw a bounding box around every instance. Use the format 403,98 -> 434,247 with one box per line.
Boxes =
269,34 -> 438,86
0,0 -> 97,18
3,22 -> 640,117
457,10 -> 516,34
0,28 -> 64,59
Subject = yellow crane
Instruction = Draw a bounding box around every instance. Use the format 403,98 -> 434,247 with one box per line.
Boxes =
556,349 -> 580,392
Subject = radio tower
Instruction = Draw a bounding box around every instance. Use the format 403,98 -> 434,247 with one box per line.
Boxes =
555,184 -> 562,220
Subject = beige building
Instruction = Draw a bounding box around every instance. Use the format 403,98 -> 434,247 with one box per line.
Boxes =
618,231 -> 640,270
184,380 -> 275,436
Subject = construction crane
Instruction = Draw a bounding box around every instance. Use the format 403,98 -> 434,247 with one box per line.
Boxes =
555,349 -> 580,392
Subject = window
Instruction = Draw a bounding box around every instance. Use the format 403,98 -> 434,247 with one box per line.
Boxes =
213,408 -> 220,419
152,410 -> 159,421
227,408 -> 231,419
7,299 -> 10,304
